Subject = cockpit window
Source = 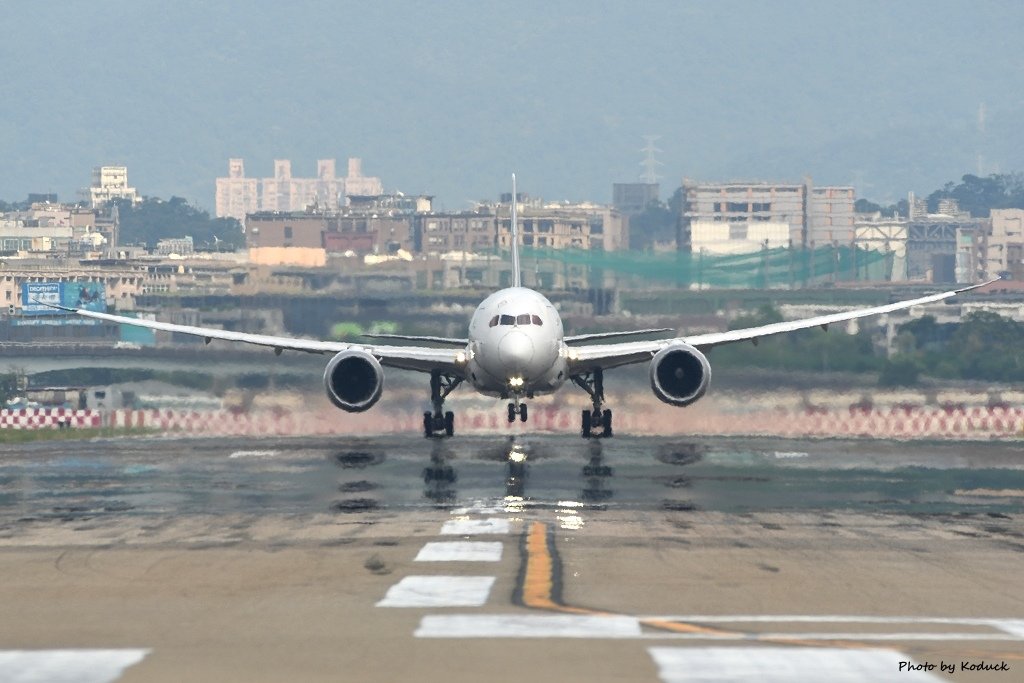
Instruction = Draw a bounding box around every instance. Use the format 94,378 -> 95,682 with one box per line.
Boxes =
500,314 -> 515,326
489,315 -> 499,327
531,315 -> 543,326
517,314 -> 531,325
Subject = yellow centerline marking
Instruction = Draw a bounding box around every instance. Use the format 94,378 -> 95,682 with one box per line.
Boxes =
520,522 -> 734,635
516,521 -> 1005,651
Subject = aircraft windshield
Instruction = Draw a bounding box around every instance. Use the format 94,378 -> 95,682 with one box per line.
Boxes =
489,313 -> 544,327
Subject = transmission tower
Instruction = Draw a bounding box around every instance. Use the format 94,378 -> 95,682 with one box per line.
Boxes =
639,135 -> 663,184
976,102 -> 986,177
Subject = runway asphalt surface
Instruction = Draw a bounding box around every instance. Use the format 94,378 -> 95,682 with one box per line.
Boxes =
0,433 -> 1022,682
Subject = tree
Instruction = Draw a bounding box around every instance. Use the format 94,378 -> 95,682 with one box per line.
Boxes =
855,198 -> 882,214
948,311 -> 1024,381
115,197 -> 244,249
878,356 -> 920,387
0,372 -> 17,405
926,173 -> 1024,217
628,200 -> 676,251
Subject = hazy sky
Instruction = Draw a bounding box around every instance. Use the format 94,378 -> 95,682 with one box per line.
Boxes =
3,1 -> 1023,210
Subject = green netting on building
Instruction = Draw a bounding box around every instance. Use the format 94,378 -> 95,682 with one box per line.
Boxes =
514,246 -> 891,289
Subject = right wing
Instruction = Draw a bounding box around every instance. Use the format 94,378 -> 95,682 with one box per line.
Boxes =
564,328 -> 672,344
41,303 -> 464,375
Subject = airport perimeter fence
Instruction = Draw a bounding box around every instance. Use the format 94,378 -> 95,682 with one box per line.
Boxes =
2,405 -> 1022,441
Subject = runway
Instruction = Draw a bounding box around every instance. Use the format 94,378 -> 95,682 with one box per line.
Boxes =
0,434 -> 1022,681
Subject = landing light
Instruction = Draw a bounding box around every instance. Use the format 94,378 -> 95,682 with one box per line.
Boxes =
508,376 -> 524,388
455,351 -> 467,364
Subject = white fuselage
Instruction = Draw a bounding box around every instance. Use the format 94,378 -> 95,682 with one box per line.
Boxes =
464,287 -> 569,398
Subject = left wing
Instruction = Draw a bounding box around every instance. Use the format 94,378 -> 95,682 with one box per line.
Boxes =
567,280 -> 996,372
43,304 -> 464,375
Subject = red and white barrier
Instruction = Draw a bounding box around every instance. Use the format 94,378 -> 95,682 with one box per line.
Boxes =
0,408 -> 102,430
2,405 -> 1022,440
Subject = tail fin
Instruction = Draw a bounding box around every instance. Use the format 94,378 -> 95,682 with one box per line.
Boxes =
511,173 -> 521,287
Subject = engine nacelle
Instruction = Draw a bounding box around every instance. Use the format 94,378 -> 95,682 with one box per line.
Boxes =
323,349 -> 384,412
649,342 -> 711,407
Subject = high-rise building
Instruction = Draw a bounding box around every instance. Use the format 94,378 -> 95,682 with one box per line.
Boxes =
678,181 -> 855,251
87,166 -> 139,208
214,159 -> 259,222
214,158 -> 384,221
612,183 -> 660,215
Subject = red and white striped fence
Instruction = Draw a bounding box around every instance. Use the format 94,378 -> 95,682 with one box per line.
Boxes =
0,408 -> 101,430
2,405 -> 1022,439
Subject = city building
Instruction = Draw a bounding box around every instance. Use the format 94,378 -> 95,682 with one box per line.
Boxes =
86,166 -> 138,208
214,159 -> 259,223
155,236 -> 195,257
987,209 -> 1024,281
0,203 -> 117,257
612,182 -> 659,215
417,211 -> 496,255
678,180 -> 855,251
215,157 -> 384,221
905,202 -> 986,283
495,200 -> 627,254
245,209 -> 415,255
0,261 -> 145,312
854,215 -> 909,281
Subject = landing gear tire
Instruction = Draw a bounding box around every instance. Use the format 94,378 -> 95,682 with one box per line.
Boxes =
508,402 -> 528,424
426,371 -> 463,438
573,369 -> 614,439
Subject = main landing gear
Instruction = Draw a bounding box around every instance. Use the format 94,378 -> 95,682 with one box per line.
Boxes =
423,370 -> 463,438
507,401 -> 528,423
571,368 -> 613,438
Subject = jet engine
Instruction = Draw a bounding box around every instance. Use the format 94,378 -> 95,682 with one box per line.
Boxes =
323,349 -> 384,412
649,342 -> 711,407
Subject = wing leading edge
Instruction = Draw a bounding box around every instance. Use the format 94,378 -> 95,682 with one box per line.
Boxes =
567,280 -> 997,372
46,304 -> 464,375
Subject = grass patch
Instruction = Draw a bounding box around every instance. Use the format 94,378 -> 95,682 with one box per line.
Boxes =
0,426 -> 160,444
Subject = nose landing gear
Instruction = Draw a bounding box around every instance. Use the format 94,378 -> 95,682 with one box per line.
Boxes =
572,368 -> 613,438
423,371 -> 463,438
507,401 -> 528,423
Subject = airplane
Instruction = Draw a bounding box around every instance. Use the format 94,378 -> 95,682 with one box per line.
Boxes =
44,175 -> 994,438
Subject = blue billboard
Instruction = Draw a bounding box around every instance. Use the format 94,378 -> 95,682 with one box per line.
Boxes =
21,282 -> 106,315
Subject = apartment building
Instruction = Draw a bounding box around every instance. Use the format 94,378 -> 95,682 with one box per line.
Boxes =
495,202 -> 627,254
679,181 -> 855,250
0,203 -> 116,256
987,209 -> 1024,280
215,157 -> 383,221
87,166 -> 138,208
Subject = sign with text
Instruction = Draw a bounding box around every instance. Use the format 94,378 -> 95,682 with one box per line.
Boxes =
21,282 -> 106,315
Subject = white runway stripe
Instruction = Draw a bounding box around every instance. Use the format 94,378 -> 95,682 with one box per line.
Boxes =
376,576 -> 496,607
648,647 -> 944,682
416,614 -> 642,639
0,649 -> 150,683
441,519 -> 510,536
415,541 -> 503,562
995,619 -> 1024,637
450,501 -> 505,515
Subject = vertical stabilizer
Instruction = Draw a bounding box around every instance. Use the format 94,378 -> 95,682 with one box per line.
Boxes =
511,173 -> 521,287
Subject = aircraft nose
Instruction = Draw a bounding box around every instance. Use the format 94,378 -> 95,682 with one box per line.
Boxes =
498,330 -> 535,373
